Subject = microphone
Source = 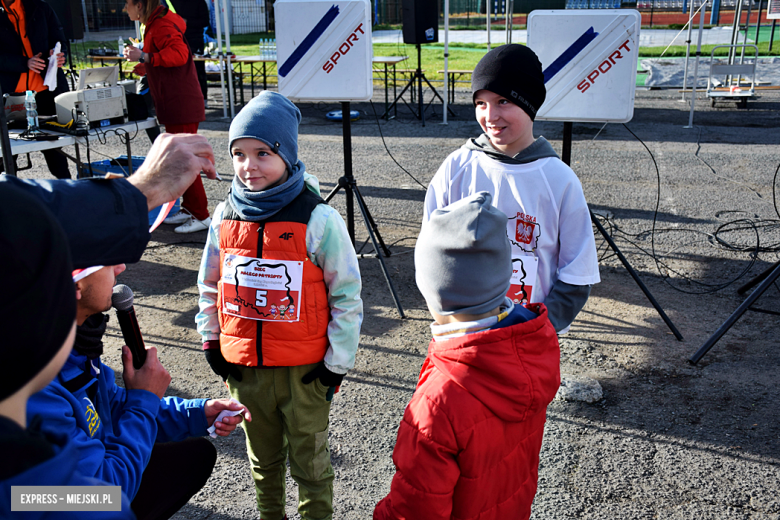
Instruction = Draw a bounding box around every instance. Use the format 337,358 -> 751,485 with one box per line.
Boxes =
112,284 -> 147,369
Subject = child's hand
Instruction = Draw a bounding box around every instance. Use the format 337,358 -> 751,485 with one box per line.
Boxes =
204,344 -> 243,382
301,362 -> 344,388
204,398 -> 251,437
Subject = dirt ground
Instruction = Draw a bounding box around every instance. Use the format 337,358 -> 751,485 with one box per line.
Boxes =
13,85 -> 780,519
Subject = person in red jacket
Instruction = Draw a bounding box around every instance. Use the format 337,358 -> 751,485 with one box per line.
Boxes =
123,0 -> 210,234
374,192 -> 561,520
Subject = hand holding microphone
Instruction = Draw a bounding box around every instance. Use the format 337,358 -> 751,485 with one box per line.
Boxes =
113,284 -> 171,397
112,284 -> 146,369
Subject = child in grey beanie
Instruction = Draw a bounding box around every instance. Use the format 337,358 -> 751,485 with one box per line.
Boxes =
415,191 -> 512,316
375,191 -> 560,520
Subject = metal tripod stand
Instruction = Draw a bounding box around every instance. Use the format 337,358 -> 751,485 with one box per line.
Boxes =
562,122 -> 683,341
325,102 -> 405,318
382,44 -> 454,126
689,259 -> 780,364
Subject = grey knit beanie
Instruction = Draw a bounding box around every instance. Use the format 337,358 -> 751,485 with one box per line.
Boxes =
416,192 -> 511,316
228,91 -> 301,172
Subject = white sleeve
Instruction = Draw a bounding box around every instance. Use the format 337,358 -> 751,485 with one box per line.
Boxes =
195,203 -> 225,342
556,178 -> 601,286
306,205 -> 363,374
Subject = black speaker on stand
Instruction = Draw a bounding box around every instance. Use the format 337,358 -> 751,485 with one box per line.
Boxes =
383,0 -> 454,125
402,0 -> 438,44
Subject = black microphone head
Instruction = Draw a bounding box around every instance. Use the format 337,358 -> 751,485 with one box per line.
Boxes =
112,284 -> 134,311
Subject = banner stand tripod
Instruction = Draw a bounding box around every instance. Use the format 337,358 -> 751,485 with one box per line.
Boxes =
562,122 -> 683,341
689,259 -> 780,364
383,44 -> 455,126
325,101 -> 405,318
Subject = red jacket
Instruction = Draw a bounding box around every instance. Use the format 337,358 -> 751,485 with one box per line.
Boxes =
140,5 -> 204,125
374,304 -> 561,520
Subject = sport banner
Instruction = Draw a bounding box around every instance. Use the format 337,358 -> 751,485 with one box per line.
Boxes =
221,255 -> 304,322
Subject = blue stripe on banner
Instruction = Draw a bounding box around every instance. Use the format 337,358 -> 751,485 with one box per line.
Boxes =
542,26 -> 599,84
278,4 -> 340,78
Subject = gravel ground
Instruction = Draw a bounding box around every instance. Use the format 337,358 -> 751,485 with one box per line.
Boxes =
12,85 -> 780,519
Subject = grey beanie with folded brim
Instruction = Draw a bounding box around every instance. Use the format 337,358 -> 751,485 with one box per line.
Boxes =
415,192 -> 512,316
228,90 -> 301,172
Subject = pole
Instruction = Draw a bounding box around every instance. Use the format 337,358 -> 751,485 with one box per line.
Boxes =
681,0 -> 696,101
728,0 -> 742,65
505,0 -> 510,44
417,44 -> 424,126
213,0 -> 228,118
742,0 -> 753,63
222,0 -> 236,118
443,0 -> 450,125
80,0 -> 90,35
562,122 -> 572,166
755,0 -> 764,50
685,0 -> 707,129
709,0 -> 720,24
650,0 -> 655,28
486,0 -> 491,51
509,0 -> 514,44
341,101 -> 355,243
770,19 -> 777,53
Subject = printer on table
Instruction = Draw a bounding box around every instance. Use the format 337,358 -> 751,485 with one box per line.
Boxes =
55,66 -> 127,127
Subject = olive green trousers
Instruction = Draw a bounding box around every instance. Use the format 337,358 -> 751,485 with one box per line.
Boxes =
229,364 -> 334,520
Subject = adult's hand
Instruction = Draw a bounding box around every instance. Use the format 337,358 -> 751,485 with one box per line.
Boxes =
50,49 -> 65,68
28,53 -> 45,73
204,399 -> 252,437
127,133 -> 216,211
122,345 -> 171,399
123,45 -> 142,62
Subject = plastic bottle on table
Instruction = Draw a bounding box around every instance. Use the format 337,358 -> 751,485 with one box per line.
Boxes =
24,90 -> 39,131
118,36 -> 125,56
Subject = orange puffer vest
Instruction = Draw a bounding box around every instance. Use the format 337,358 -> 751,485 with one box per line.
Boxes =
217,188 -> 330,367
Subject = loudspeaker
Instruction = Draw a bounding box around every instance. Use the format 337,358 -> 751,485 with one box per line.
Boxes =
402,0 -> 438,45
46,0 -> 84,40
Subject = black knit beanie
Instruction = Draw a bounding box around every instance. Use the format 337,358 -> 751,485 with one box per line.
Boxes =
0,183 -> 76,401
471,44 -> 546,121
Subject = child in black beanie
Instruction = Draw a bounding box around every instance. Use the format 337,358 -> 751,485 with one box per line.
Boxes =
424,44 -> 600,334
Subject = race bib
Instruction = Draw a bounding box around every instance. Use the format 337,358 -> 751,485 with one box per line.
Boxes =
507,255 -> 538,306
221,254 -> 303,322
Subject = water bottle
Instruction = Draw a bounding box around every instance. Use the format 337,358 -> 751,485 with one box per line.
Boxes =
25,90 -> 39,131
118,36 -> 125,56
272,38 -> 276,60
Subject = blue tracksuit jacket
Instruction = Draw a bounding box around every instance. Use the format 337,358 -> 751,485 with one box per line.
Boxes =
27,351 -> 209,500
0,417 -> 135,519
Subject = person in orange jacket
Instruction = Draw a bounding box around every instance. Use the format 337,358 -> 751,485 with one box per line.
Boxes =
0,0 -> 71,178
